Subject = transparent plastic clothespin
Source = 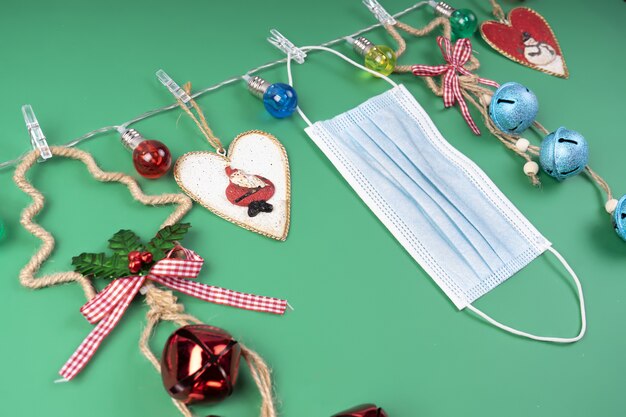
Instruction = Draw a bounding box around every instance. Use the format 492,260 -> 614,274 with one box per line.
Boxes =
22,105 -> 52,161
362,0 -> 396,25
156,69 -> 192,107
267,29 -> 307,64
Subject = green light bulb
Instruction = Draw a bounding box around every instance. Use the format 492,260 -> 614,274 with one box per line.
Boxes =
449,8 -> 478,39
0,218 -> 5,241
364,45 -> 397,76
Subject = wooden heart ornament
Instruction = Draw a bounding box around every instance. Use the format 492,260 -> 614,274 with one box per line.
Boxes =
480,7 -> 568,78
175,130 -> 290,240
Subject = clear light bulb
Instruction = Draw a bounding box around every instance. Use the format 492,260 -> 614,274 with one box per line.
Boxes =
119,128 -> 172,179
351,36 -> 397,76
246,76 -> 298,118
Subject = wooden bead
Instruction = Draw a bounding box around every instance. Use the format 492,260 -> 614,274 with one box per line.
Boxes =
523,161 -> 539,176
605,199 -> 619,214
516,138 -> 530,152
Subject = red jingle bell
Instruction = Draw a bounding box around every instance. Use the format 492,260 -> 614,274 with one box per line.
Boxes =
332,404 -> 388,417
161,325 -> 241,404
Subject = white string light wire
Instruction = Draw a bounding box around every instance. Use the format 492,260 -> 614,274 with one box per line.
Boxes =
0,1 -> 430,170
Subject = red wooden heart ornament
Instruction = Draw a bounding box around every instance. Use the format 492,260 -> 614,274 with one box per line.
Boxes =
480,7 -> 568,78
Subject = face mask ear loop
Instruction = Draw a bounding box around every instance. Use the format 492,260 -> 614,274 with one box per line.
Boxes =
466,246 -> 587,343
286,45 -> 399,127
287,51 -> 314,127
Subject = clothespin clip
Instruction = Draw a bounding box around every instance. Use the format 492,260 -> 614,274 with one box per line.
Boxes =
362,0 -> 396,25
267,29 -> 307,64
22,105 -> 52,161
156,69 -> 193,107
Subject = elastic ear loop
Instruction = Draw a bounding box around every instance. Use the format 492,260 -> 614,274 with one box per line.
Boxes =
286,46 -> 398,127
467,246 -> 586,343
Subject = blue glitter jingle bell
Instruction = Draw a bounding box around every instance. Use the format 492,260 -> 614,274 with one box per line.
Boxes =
539,127 -> 589,181
613,195 -> 626,241
489,82 -> 539,134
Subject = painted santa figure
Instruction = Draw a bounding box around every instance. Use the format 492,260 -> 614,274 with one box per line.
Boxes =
224,166 -> 275,217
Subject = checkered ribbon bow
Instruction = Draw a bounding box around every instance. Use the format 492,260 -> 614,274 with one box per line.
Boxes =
59,246 -> 287,381
412,36 -> 499,135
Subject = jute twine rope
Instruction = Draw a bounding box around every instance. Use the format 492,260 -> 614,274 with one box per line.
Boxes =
177,82 -> 226,155
14,147 -> 277,417
139,285 -> 278,417
489,0 -> 507,22
383,16 -> 615,204
13,146 -> 192,300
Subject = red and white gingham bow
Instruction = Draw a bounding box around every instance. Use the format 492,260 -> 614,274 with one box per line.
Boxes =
412,36 -> 499,135
59,246 -> 287,381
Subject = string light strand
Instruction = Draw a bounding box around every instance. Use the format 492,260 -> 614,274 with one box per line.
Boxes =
0,1 -> 430,171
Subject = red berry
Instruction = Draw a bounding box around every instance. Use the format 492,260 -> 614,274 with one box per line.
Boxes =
128,251 -> 142,262
140,251 -> 153,264
128,259 -> 142,274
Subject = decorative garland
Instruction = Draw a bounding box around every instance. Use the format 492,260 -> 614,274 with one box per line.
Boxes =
5,1 -> 625,416
13,146 -> 287,416
365,2 -> 624,242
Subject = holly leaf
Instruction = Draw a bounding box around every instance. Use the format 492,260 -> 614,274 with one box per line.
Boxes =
108,229 -> 143,256
72,252 -> 130,280
146,223 -> 191,262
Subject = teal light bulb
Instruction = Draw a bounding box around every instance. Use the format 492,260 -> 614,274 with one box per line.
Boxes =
0,218 -> 5,241
450,8 -> 478,39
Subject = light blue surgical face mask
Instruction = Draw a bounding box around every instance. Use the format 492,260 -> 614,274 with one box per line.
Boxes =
288,47 -> 586,343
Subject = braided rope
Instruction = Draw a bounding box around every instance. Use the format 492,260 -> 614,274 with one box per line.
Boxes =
15,146 -> 277,416
13,146 -> 192,300
176,82 -> 226,154
489,0 -> 507,21
139,285 -> 278,417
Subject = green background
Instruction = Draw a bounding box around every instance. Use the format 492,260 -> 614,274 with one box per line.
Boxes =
1,0 -> 624,416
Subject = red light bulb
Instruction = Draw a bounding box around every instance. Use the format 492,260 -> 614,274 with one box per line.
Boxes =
120,128 -> 172,179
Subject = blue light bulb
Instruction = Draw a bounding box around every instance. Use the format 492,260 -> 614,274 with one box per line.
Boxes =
246,76 -> 298,118
262,83 -> 298,118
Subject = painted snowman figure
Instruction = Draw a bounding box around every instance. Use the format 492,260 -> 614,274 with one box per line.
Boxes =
522,31 -> 556,65
224,166 -> 275,217
520,31 -> 566,76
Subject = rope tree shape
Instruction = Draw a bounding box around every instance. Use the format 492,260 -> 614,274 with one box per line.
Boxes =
13,146 -> 279,417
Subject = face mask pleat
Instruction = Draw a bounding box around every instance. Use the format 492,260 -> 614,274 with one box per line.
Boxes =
342,123 -> 497,286
306,86 -> 550,308
365,114 -> 510,267
326,92 -> 524,282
